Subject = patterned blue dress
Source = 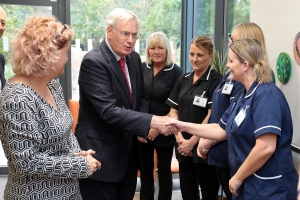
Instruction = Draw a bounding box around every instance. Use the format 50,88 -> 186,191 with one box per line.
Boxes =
0,80 -> 89,200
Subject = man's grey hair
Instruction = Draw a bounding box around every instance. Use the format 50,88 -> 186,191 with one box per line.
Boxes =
106,8 -> 140,29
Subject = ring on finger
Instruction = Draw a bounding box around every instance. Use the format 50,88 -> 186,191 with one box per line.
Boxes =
181,153 -> 184,156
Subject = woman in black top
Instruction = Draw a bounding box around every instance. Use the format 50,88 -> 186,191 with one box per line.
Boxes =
166,36 -> 221,200
138,32 -> 183,200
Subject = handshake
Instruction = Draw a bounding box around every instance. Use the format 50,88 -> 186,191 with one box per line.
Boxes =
150,115 -> 186,136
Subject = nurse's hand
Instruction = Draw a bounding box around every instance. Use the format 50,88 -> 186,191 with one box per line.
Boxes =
197,138 -> 211,158
165,118 -> 185,133
177,139 -> 193,156
229,175 -> 243,196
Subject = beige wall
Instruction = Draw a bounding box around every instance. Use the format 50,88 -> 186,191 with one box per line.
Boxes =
250,0 -> 300,169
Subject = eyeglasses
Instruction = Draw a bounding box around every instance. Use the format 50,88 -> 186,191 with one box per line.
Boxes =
54,23 -> 68,41
228,34 -> 234,43
52,23 -> 68,49
111,26 -> 139,40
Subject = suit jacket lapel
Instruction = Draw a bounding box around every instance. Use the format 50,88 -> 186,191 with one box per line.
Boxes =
100,41 -> 133,107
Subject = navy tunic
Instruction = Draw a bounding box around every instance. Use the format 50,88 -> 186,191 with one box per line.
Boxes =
219,82 -> 297,200
208,72 -> 243,168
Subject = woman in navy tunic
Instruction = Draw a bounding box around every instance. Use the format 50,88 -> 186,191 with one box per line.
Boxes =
197,22 -> 266,200
167,38 -> 297,200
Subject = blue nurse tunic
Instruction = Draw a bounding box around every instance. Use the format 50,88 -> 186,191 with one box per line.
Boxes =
219,81 -> 297,200
208,72 -> 243,168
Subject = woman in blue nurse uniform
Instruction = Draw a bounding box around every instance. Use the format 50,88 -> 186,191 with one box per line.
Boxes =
166,38 -> 297,200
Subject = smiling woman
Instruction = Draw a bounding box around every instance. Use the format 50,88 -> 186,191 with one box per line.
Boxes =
166,36 -> 222,200
138,32 -> 183,200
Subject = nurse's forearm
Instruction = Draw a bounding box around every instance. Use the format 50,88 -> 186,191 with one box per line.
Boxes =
233,133 -> 276,182
179,122 -> 227,141
189,135 -> 200,146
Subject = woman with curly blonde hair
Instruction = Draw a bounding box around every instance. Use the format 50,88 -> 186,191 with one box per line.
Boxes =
0,16 -> 101,200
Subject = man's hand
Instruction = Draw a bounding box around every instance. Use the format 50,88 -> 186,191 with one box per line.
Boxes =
147,128 -> 159,141
138,136 -> 148,143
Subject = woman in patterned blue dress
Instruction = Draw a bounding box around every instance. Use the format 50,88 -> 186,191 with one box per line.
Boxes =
0,16 -> 101,200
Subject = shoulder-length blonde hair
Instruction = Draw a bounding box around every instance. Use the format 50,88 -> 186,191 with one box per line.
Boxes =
145,32 -> 173,66
10,16 -> 72,76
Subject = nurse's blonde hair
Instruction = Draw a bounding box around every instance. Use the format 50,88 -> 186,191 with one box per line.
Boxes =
145,32 -> 173,66
229,38 -> 271,84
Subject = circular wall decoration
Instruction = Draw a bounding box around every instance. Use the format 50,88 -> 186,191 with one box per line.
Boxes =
293,32 -> 300,65
276,52 -> 292,84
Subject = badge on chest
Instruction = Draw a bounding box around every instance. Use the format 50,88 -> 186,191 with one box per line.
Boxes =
221,82 -> 234,95
193,91 -> 207,108
234,105 -> 249,127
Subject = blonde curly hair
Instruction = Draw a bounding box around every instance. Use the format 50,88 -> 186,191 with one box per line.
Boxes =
10,16 -> 72,76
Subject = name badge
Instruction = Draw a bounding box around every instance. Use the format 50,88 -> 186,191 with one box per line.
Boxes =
234,108 -> 245,127
222,83 -> 234,95
193,95 -> 207,107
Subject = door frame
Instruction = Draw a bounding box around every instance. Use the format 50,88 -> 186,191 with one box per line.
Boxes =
0,0 -> 71,175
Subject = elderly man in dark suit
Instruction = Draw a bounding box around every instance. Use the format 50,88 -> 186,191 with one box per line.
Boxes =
0,6 -> 6,90
76,8 -> 176,200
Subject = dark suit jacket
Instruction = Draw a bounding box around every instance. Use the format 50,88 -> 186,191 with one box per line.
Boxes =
76,40 -> 152,182
0,54 -> 5,90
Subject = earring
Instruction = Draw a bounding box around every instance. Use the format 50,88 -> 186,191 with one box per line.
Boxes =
244,72 -> 246,77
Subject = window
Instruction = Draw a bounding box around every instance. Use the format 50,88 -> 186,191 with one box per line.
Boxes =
194,0 -> 215,39
227,0 -> 250,35
0,4 -> 52,80
70,0 -> 182,100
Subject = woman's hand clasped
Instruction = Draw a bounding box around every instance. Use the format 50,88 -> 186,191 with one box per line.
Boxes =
86,154 -> 101,176
197,138 -> 209,158
76,149 -> 101,176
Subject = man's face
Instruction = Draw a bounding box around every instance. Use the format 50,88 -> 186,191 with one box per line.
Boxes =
107,18 -> 139,57
0,9 -> 6,38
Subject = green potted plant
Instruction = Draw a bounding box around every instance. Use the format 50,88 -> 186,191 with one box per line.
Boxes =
212,39 -> 228,76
